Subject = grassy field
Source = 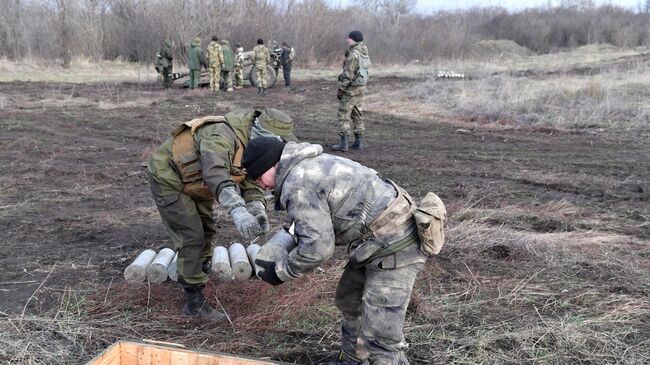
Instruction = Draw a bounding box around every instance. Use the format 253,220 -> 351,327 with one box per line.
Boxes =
0,44 -> 648,364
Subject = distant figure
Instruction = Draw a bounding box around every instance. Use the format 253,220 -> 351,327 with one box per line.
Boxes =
331,31 -> 370,152
280,41 -> 294,88
220,40 -> 234,92
155,40 -> 174,88
206,36 -> 224,92
233,43 -> 245,89
253,38 -> 271,95
187,37 -> 207,89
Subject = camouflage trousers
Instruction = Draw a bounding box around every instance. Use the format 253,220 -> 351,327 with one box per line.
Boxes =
189,70 -> 201,89
335,239 -> 426,365
234,66 -> 244,87
149,176 -> 215,286
220,70 -> 232,90
338,93 -> 365,136
208,66 -> 221,92
161,66 -> 173,88
255,65 -> 268,88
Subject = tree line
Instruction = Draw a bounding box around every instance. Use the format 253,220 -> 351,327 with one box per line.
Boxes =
1,0 -> 649,67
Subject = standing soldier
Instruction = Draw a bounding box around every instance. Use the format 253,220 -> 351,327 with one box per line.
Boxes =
147,109 -> 298,321
233,43 -> 245,89
253,38 -> 270,95
206,36 -> 224,92
331,31 -> 370,152
242,137 -> 446,365
220,40 -> 234,92
155,40 -> 174,88
187,36 -> 207,89
280,41 -> 293,88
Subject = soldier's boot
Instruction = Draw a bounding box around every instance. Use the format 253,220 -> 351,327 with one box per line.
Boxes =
330,134 -> 349,152
182,285 -> 227,321
351,133 -> 363,150
261,88 -> 267,96
257,87 -> 262,95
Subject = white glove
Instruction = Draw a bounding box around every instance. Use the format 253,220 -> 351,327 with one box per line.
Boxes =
247,201 -> 270,235
230,206 -> 261,241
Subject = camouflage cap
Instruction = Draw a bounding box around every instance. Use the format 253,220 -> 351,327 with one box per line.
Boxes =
257,108 -> 298,142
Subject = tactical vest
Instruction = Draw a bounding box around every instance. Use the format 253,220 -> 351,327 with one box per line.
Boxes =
351,49 -> 370,86
171,116 -> 245,200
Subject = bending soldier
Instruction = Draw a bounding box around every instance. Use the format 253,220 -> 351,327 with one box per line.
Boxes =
206,36 -> 224,92
253,38 -> 271,95
147,110 -> 298,320
331,31 -> 370,152
243,137 -> 446,365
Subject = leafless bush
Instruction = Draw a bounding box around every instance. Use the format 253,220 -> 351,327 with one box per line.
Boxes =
1,0 -> 650,66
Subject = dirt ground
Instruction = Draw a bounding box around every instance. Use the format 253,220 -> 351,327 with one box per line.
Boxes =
0,76 -> 648,364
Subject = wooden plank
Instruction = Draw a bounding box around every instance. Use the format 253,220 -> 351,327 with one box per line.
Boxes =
120,342 -> 138,364
137,343 -> 152,365
87,342 -> 121,365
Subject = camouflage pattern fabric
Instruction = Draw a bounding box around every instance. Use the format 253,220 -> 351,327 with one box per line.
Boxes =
253,44 -> 270,88
189,70 -> 201,89
220,41 -> 234,72
206,41 -> 223,91
220,70 -> 232,90
234,46 -> 245,88
187,37 -> 206,71
337,93 -> 364,136
273,142 -> 426,363
148,110 -> 297,285
157,41 -> 174,88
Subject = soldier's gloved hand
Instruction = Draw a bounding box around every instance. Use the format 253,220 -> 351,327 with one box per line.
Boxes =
230,206 -> 262,241
336,89 -> 343,100
255,259 -> 284,286
246,201 -> 270,235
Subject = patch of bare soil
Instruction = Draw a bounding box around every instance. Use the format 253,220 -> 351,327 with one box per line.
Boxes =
0,77 -> 648,364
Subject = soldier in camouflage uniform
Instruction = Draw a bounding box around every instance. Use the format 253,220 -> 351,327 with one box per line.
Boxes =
331,31 -> 370,152
242,137 -> 426,364
206,36 -> 224,92
187,37 -> 207,89
220,40 -> 234,92
147,109 -> 298,321
253,38 -> 271,95
155,40 -> 174,88
233,43 -> 245,89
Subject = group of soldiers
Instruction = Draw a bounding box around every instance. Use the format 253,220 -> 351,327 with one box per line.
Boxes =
155,36 -> 294,95
146,31 -> 441,365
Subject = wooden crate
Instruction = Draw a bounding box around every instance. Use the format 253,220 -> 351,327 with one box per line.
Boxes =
87,340 -> 285,365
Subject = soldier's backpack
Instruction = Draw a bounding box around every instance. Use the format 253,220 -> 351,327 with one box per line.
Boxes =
351,49 -> 370,86
414,192 -> 447,256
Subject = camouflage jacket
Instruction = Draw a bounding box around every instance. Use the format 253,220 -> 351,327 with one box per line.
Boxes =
338,42 -> 370,96
156,41 -> 173,68
234,47 -> 245,69
148,110 -> 270,205
206,41 -> 224,68
187,39 -> 206,71
221,41 -> 234,72
275,142 -> 411,279
253,44 -> 270,68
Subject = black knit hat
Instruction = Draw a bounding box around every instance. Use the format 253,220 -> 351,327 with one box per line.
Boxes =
257,38 -> 264,45
243,137 -> 285,180
348,31 -> 363,42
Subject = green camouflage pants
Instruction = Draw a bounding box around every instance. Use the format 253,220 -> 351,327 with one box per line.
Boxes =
220,70 -> 232,90
255,65 -> 268,88
161,66 -> 173,88
189,70 -> 201,89
234,66 -> 244,87
335,240 -> 426,365
149,176 -> 215,286
208,66 -> 221,91
337,93 -> 365,136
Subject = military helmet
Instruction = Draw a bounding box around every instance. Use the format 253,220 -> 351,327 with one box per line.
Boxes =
191,37 -> 201,47
257,108 -> 298,142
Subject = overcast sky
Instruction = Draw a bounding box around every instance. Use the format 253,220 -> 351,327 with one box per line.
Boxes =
329,0 -> 645,13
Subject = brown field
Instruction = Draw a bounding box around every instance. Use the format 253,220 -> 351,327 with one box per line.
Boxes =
0,54 -> 649,364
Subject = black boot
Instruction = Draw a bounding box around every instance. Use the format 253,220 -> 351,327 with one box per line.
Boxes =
330,134 -> 349,152
261,88 -> 266,96
257,87 -> 262,94
182,285 -> 227,321
351,133 -> 363,150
